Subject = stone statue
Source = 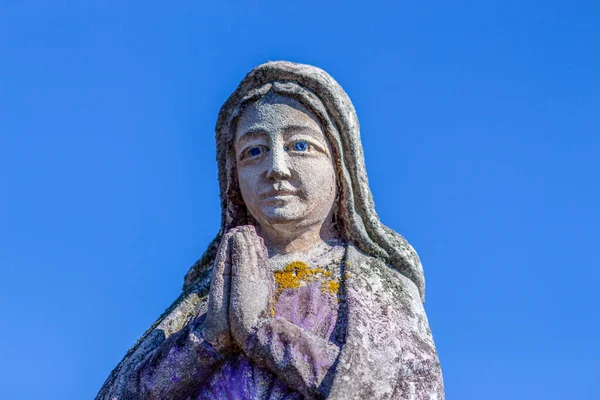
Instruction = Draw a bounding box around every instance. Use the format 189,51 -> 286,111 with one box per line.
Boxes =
96,61 -> 444,400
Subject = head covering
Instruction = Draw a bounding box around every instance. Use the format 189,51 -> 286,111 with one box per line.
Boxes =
184,61 -> 426,302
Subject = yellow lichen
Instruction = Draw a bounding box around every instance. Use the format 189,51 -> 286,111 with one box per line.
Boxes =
320,278 -> 340,295
274,261 -> 325,294
274,260 -> 343,298
326,280 -> 340,294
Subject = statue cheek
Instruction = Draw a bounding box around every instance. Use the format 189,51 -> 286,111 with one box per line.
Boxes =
238,168 -> 261,202
240,162 -> 266,183
300,159 -> 336,201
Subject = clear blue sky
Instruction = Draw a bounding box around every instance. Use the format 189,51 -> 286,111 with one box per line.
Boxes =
1,1 -> 598,399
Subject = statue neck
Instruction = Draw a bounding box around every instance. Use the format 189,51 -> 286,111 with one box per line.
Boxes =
258,219 -> 338,256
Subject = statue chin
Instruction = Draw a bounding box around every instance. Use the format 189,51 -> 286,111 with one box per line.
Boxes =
256,200 -> 307,226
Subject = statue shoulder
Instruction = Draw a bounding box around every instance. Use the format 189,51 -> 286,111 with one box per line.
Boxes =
345,243 -> 434,346
95,269 -> 212,400
334,244 -> 443,399
345,243 -> 422,305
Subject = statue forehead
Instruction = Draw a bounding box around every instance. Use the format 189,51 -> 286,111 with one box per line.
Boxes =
235,92 -> 322,136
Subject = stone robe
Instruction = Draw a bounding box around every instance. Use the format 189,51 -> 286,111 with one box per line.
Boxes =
96,244 -> 443,399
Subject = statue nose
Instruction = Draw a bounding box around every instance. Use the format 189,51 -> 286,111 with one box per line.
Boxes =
266,148 -> 291,180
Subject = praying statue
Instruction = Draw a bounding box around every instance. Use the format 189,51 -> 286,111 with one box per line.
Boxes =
96,61 -> 444,400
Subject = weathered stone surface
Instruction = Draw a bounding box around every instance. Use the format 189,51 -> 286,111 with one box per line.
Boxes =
96,61 -> 443,399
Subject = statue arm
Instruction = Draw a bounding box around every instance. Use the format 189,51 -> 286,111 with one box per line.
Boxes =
129,229 -> 236,399
96,280 -> 214,400
244,317 -> 340,399
397,323 -> 444,398
394,273 -> 445,399
135,315 -> 224,400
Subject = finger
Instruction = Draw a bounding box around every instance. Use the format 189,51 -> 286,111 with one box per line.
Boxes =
209,232 -> 233,309
257,235 -> 269,278
245,227 -> 269,281
229,231 -> 248,332
205,233 -> 234,349
230,229 -> 249,280
229,230 -> 250,313
240,226 -> 263,263
244,230 -> 259,280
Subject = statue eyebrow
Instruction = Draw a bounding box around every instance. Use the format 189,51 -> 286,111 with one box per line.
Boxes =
235,129 -> 268,146
282,125 -> 322,139
236,124 -> 322,146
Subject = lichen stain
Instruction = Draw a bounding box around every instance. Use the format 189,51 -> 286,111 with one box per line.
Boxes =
324,280 -> 340,295
274,261 -> 321,293
274,261 -> 340,296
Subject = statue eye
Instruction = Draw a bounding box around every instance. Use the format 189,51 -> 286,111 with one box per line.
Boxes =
247,146 -> 262,157
293,141 -> 308,152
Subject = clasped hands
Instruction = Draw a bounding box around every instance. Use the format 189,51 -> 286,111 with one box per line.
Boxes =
201,225 -> 275,355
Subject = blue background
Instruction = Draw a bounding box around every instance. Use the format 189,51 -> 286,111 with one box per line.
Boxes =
1,1 -> 599,399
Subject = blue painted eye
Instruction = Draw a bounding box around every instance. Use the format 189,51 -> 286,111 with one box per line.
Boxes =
248,147 -> 262,157
294,141 -> 308,151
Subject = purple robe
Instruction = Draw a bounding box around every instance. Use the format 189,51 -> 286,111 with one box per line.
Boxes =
136,257 -> 343,400
198,278 -> 341,399
96,245 -> 444,400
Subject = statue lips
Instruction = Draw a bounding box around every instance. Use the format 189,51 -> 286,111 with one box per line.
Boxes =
259,187 -> 300,205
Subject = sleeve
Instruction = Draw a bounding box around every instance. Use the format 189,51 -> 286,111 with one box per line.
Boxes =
135,316 -> 225,400
95,285 -> 213,400
323,258 -> 444,400
393,274 -> 445,399
244,317 -> 340,399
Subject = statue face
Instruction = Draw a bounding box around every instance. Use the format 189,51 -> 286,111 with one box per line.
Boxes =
234,93 -> 337,233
